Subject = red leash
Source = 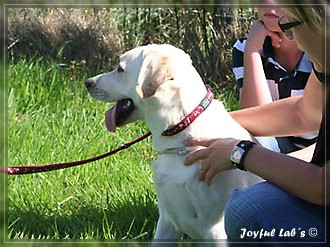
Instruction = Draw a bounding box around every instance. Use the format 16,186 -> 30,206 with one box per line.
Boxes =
3,85 -> 214,176
2,132 -> 151,175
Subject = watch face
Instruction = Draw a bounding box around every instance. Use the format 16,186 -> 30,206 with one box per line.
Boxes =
231,146 -> 244,164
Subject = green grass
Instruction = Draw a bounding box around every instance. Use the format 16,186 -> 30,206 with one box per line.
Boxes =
6,58 -> 239,242
1,60 -> 6,245
7,58 -> 158,241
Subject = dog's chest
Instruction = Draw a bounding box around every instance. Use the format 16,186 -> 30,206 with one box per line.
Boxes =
152,155 -> 197,185
151,155 -> 227,237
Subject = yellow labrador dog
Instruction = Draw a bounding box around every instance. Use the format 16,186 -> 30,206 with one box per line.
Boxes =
86,44 -> 262,239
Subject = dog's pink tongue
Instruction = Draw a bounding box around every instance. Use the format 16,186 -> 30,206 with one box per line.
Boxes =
105,103 -> 117,132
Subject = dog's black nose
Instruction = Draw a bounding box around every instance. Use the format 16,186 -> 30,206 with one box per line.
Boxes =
85,78 -> 93,89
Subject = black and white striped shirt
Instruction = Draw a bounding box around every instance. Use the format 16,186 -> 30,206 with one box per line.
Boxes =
232,37 -> 312,100
232,36 -> 317,149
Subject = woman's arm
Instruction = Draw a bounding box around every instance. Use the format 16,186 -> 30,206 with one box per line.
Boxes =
184,138 -> 327,205
244,143 -> 325,205
231,70 -> 323,137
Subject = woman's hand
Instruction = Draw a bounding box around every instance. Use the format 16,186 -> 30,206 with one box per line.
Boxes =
184,138 -> 239,186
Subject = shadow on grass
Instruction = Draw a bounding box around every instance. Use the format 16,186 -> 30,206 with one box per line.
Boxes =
8,197 -> 159,241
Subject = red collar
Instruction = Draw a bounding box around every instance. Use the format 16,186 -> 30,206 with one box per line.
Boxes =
162,87 -> 214,136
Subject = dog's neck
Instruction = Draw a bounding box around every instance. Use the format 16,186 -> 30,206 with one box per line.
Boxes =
141,82 -> 212,152
161,87 -> 214,136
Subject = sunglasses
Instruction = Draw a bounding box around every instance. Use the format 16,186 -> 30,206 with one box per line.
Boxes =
278,16 -> 303,40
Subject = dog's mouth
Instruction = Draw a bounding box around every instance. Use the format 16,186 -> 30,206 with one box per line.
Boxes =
105,99 -> 135,132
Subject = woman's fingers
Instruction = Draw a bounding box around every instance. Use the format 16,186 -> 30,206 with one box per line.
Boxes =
184,147 -> 209,166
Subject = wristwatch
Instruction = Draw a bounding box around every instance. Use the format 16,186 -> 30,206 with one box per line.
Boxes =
230,140 -> 256,171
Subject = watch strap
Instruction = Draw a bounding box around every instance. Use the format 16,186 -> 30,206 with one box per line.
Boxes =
230,140 -> 256,171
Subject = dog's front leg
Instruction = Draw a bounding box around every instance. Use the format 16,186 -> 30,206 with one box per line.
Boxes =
154,214 -> 183,240
152,215 -> 183,247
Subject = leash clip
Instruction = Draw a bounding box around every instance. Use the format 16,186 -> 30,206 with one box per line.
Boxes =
177,147 -> 189,156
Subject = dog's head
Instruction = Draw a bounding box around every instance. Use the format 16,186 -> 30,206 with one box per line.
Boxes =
86,44 -> 193,132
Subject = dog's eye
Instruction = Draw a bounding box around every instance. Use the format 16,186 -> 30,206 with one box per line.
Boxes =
117,66 -> 124,73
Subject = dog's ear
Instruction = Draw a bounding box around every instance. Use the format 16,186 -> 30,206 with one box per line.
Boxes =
136,51 -> 175,99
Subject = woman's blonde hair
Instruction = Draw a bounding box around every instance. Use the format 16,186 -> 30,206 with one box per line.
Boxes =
281,0 -> 329,35
282,7 -> 323,34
